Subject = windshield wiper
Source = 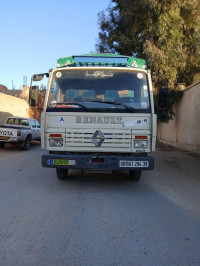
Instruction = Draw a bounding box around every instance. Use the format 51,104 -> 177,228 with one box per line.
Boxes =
89,100 -> 135,113
53,102 -> 89,111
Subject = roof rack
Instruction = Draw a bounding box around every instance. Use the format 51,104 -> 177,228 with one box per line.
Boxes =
56,53 -> 147,70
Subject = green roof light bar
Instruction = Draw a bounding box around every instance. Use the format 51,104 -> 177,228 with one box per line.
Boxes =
74,55 -> 127,65
57,53 -> 147,70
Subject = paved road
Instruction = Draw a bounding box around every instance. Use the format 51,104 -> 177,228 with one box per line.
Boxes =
0,142 -> 200,266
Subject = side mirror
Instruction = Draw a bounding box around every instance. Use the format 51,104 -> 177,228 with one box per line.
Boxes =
29,86 -> 39,106
32,73 -> 49,81
158,88 -> 169,108
33,74 -> 44,81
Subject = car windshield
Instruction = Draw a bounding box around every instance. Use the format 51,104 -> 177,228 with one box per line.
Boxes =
47,69 -> 150,113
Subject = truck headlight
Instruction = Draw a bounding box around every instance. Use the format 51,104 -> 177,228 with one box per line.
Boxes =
49,138 -> 63,147
134,140 -> 148,149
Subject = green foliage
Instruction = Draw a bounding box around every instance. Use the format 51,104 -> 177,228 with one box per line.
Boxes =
154,89 -> 183,123
96,0 -> 200,122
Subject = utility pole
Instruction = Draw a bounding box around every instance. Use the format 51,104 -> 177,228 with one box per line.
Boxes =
12,80 -> 15,90
23,75 -> 27,87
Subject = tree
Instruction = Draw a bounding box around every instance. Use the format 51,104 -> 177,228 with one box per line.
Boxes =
96,0 -> 200,121
0,84 -> 8,90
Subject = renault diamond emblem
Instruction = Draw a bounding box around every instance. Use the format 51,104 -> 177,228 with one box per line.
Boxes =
92,130 -> 105,147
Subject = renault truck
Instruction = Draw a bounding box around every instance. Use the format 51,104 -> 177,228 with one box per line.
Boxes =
29,54 -> 157,181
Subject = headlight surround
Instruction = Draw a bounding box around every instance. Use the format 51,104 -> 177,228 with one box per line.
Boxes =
134,140 -> 148,149
49,138 -> 63,147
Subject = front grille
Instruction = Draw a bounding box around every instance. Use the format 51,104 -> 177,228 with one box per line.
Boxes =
65,128 -> 131,152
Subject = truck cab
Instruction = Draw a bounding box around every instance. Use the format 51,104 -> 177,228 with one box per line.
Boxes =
30,54 -> 157,181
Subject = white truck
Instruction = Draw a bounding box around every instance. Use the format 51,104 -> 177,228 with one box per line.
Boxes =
29,54 -> 157,181
0,117 -> 41,150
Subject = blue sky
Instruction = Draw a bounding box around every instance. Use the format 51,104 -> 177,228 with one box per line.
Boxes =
0,0 -> 110,90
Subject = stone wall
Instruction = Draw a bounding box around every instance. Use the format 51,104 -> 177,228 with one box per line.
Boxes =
157,81 -> 200,154
0,88 -> 45,125
0,93 -> 30,125
29,95 -> 45,122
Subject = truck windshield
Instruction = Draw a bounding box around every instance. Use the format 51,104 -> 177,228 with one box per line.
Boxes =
47,69 -> 150,113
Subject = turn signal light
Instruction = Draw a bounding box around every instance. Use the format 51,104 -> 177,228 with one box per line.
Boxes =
135,136 -> 147,139
49,134 -> 62,138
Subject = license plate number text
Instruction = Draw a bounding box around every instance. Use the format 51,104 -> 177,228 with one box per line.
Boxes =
120,160 -> 149,168
48,159 -> 76,166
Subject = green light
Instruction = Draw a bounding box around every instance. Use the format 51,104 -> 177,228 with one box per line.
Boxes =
57,53 -> 147,70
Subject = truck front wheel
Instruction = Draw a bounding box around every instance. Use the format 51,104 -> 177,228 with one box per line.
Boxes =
56,168 -> 68,180
129,170 -> 142,182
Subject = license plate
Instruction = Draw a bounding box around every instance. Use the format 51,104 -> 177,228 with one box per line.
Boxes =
119,160 -> 149,168
48,159 -> 76,166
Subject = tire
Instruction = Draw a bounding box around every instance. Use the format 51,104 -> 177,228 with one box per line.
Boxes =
0,142 -> 5,148
129,170 -> 142,182
21,137 -> 31,150
56,168 -> 68,180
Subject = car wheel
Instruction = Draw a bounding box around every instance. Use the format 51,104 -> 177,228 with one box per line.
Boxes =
22,137 -> 31,150
56,168 -> 68,180
0,142 -> 5,148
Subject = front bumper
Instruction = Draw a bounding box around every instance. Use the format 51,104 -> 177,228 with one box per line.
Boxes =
42,153 -> 154,170
0,139 -> 20,144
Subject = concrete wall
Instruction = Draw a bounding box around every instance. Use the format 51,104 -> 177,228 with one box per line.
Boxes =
0,88 -> 45,125
0,92 -> 30,125
157,81 -> 200,154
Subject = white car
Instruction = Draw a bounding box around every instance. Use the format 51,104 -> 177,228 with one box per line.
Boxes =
0,117 -> 41,150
